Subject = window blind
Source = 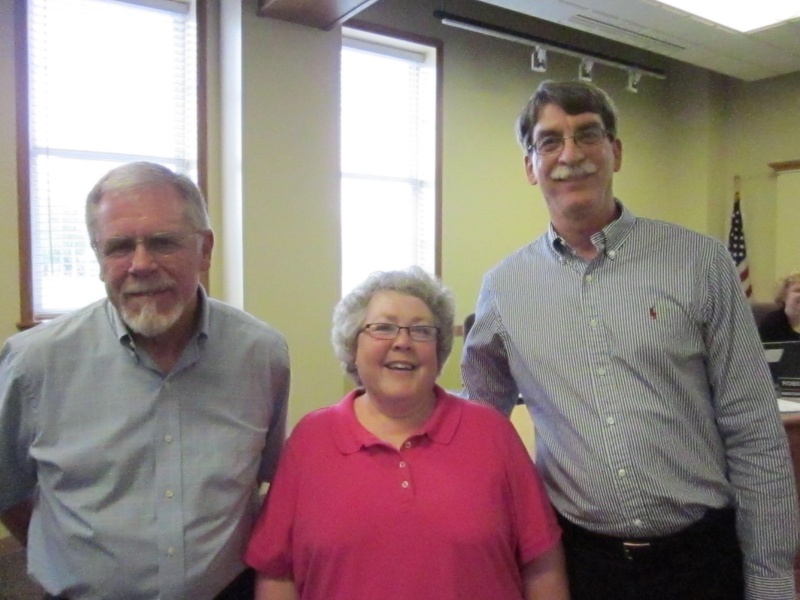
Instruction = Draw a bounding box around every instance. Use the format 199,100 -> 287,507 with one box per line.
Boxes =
340,33 -> 437,296
27,0 -> 197,317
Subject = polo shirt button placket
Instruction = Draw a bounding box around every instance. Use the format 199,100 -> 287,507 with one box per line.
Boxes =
400,442 -> 413,494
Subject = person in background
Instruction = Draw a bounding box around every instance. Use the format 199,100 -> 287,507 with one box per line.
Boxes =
245,266 -> 569,600
759,271 -> 800,341
461,79 -> 799,600
0,162 -> 290,600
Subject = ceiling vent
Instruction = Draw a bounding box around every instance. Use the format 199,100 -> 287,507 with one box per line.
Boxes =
568,14 -> 686,53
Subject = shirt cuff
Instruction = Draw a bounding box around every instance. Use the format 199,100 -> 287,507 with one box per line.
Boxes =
745,573 -> 797,600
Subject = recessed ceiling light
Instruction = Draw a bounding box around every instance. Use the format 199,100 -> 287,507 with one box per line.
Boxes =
654,0 -> 800,32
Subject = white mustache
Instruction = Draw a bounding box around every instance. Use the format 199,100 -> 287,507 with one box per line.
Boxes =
551,161 -> 598,181
122,280 -> 174,295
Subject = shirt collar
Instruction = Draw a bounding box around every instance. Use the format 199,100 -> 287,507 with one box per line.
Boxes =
546,199 -> 635,259
106,286 -> 210,348
332,385 -> 462,455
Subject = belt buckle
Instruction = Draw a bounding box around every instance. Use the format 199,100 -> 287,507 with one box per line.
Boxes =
622,541 -> 651,560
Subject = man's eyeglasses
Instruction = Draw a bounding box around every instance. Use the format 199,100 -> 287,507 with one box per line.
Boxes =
531,126 -> 610,155
93,231 -> 199,260
361,323 -> 439,342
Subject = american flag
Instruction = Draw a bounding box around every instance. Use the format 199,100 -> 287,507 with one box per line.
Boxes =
727,192 -> 752,298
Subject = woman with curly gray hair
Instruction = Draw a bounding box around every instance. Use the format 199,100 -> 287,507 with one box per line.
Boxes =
331,266 -> 455,385
245,267 -> 568,600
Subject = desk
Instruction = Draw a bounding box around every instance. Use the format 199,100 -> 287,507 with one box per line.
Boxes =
781,412 -> 800,588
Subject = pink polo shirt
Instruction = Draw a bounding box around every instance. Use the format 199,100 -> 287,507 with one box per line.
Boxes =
244,386 -> 560,600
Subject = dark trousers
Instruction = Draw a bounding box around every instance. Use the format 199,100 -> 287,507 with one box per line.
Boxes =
44,567 -> 255,600
558,508 -> 744,600
213,568 -> 255,600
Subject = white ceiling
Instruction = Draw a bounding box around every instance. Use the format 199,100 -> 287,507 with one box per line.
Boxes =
477,0 -> 800,81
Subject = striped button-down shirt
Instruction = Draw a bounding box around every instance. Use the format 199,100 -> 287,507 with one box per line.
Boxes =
462,203 -> 799,599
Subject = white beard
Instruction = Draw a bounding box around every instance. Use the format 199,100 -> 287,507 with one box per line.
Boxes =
121,298 -> 185,338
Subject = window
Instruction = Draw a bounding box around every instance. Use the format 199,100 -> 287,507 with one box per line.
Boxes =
340,28 -> 440,295
19,0 -> 199,323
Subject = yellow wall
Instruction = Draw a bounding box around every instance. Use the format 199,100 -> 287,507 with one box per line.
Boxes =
350,0 -> 800,391
725,74 -> 800,297
1,0 -> 799,427
210,0 -> 345,425
0,0 -> 21,346
775,172 -> 800,282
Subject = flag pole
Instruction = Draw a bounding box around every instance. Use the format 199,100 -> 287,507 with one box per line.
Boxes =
734,175 -> 740,197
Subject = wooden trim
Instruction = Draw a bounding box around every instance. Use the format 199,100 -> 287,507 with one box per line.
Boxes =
258,0 -> 381,30
197,0 -> 210,293
346,20 -> 442,51
15,0 -> 34,330
769,160 -> 800,173
434,37 -> 443,281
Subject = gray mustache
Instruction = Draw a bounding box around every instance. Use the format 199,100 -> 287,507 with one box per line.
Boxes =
550,161 -> 598,181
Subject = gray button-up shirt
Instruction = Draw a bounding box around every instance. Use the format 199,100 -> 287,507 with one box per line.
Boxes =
0,289 -> 290,600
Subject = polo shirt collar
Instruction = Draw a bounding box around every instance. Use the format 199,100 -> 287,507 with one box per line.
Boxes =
332,385 -> 462,455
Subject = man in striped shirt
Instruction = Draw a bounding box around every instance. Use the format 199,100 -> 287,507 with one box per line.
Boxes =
461,80 -> 799,600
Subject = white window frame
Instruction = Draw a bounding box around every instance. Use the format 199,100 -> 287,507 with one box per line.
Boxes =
340,26 -> 442,296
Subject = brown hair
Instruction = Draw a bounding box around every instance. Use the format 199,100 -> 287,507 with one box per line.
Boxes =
515,79 -> 618,154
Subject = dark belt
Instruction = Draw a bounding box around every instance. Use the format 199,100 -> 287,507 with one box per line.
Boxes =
556,507 -> 737,562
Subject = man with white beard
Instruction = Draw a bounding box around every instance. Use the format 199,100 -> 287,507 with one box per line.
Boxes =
461,80 -> 799,600
0,162 -> 290,600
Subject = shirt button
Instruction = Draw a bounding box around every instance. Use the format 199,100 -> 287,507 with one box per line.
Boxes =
403,441 -> 412,449
167,547 -> 175,557
617,469 -> 627,478
597,367 -> 607,376
585,275 -> 594,282
165,490 -> 174,498
589,319 -> 598,327
401,481 -> 410,488
164,434 -> 173,443
633,519 -> 643,527
399,461 -> 407,468
606,416 -> 615,425
608,250 -> 616,258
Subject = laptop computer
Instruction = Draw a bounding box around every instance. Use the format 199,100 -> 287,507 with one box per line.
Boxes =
763,340 -> 800,399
